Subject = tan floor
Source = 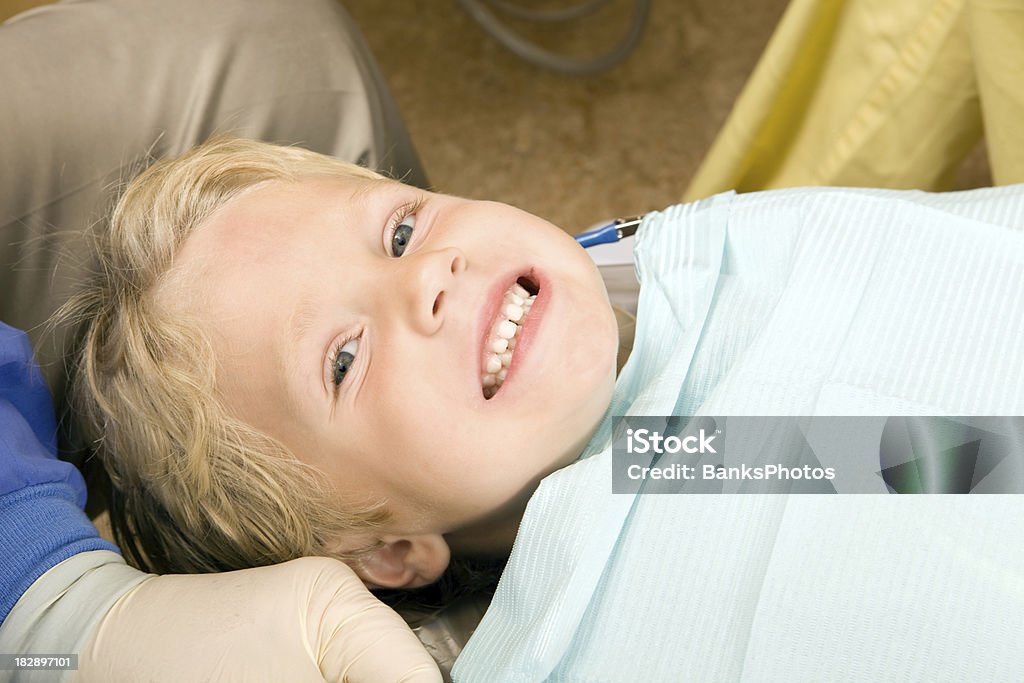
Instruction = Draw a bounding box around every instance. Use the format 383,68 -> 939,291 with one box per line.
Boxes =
0,0 -> 44,19
344,0 -> 792,230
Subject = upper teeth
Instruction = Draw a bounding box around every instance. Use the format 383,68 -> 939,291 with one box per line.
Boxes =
482,281 -> 536,398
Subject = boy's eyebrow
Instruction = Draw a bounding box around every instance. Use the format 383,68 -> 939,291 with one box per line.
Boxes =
282,293 -> 321,395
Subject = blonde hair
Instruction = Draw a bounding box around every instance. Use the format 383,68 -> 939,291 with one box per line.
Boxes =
63,135 -> 392,573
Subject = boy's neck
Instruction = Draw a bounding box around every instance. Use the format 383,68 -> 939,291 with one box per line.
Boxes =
444,496 -> 527,559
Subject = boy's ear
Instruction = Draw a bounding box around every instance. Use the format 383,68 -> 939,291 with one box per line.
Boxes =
352,534 -> 451,589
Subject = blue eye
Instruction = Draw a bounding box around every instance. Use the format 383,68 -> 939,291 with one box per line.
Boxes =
391,214 -> 415,257
331,338 -> 359,388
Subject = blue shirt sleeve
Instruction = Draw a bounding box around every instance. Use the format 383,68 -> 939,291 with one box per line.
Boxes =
0,322 -> 118,625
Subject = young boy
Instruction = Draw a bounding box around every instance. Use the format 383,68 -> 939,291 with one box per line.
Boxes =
69,133 -> 620,587
72,135 -> 1024,681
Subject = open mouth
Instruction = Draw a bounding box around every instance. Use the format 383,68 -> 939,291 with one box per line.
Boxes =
481,274 -> 540,399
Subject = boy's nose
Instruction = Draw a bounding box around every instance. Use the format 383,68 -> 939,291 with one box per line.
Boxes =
397,247 -> 467,335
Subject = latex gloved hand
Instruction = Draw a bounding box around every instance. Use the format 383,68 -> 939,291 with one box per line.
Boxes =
78,556 -> 441,682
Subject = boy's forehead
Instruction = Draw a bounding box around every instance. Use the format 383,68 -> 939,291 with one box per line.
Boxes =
219,174 -> 369,222
165,173 -> 395,305
185,174 -> 381,256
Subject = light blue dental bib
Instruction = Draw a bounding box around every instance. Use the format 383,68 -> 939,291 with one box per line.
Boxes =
453,187 -> 1024,683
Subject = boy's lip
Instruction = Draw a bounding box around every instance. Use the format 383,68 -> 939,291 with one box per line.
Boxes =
476,268 -> 544,400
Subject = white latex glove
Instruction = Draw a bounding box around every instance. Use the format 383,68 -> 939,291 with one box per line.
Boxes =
76,556 -> 442,683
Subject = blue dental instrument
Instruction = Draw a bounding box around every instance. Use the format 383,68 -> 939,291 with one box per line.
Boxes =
574,215 -> 644,248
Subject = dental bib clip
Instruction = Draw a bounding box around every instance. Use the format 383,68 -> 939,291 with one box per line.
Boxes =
574,215 -> 644,248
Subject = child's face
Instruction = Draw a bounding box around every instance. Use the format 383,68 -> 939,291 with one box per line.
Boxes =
168,174 -> 618,548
